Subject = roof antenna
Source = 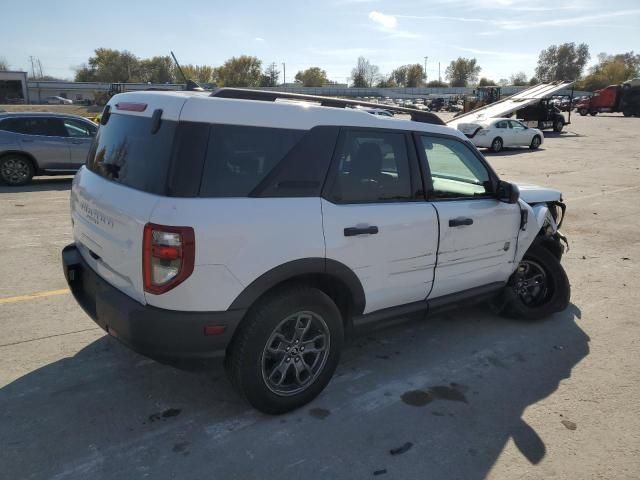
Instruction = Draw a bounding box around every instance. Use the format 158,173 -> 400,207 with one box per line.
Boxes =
171,51 -> 204,91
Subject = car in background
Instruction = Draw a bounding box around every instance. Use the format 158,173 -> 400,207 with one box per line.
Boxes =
46,96 -> 73,105
0,112 -> 98,185
455,118 -> 544,153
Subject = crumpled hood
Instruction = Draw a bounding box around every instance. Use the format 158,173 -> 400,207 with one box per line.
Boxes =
515,183 -> 562,204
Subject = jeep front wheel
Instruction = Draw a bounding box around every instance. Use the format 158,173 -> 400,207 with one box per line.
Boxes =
226,286 -> 343,414
502,245 -> 570,321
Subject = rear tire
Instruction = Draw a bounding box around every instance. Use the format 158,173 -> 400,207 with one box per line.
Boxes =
490,137 -> 503,153
226,286 -> 344,414
623,109 -> 633,117
529,135 -> 541,150
579,108 -> 588,116
589,111 -> 597,116
0,154 -> 35,186
501,245 -> 570,321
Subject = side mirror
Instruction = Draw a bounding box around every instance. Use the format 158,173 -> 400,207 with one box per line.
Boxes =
497,180 -> 520,204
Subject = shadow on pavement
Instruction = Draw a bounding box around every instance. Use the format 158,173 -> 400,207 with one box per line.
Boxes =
0,176 -> 73,194
0,304 -> 588,480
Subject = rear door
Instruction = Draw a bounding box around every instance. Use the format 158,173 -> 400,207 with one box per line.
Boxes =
62,118 -> 97,165
71,94 -> 187,303
417,134 -> 521,298
321,128 -> 439,314
6,117 -> 71,169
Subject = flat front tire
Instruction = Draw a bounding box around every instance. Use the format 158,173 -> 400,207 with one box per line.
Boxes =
0,155 -> 35,186
226,286 -> 344,414
501,245 -> 570,321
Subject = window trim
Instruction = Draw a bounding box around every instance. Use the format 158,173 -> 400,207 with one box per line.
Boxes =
321,126 -> 425,205
413,131 -> 500,202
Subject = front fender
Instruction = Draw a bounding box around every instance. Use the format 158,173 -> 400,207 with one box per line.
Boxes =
514,201 -> 551,264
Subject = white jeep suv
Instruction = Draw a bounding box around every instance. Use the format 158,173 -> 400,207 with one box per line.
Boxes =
62,89 -> 570,414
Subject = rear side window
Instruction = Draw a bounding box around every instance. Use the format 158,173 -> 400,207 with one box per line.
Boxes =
0,117 -> 66,136
86,113 -> 176,195
199,125 -> 305,197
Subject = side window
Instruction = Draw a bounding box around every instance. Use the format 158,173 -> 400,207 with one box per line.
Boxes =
509,120 -> 525,130
199,125 -> 305,197
21,118 -> 67,137
327,130 -> 413,204
420,136 -> 493,199
0,118 -> 29,134
495,120 -> 508,129
63,119 -> 95,137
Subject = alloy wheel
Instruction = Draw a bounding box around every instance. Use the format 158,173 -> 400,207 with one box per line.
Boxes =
1,158 -> 31,185
513,260 -> 549,307
261,311 -> 330,396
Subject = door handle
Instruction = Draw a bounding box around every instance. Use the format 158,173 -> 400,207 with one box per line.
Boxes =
344,226 -> 379,236
449,217 -> 474,227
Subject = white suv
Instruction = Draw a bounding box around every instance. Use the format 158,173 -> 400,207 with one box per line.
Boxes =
62,89 -> 570,414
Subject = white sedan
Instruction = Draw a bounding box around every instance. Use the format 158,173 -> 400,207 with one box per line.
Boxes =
456,118 -> 544,152
46,96 -> 73,105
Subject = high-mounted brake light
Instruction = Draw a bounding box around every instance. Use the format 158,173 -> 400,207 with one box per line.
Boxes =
143,223 -> 195,295
115,102 -> 147,112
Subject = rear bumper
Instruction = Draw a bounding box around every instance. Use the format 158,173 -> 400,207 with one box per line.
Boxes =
62,243 -> 245,360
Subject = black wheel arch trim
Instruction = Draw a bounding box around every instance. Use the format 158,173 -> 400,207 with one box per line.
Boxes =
228,258 -> 366,315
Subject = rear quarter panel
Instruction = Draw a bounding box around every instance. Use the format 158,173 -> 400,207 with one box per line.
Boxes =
146,197 -> 325,311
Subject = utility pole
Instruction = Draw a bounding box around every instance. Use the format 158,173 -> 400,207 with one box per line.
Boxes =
438,62 -> 441,83
29,56 -> 35,78
424,56 -> 428,84
282,62 -> 286,86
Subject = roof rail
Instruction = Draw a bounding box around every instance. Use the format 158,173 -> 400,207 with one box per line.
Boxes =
210,88 -> 445,126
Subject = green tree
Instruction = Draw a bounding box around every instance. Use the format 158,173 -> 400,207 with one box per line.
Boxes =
478,77 -> 496,87
390,64 -> 424,87
0,58 -> 9,70
295,67 -> 329,87
580,51 -> 640,91
509,72 -> 528,86
139,56 -> 176,83
350,57 -> 380,87
528,76 -> 539,86
376,77 -> 396,88
426,80 -> 447,87
535,43 -> 590,81
74,48 -> 141,82
180,64 -> 217,84
216,56 -> 262,87
445,58 -> 481,87
259,62 -> 280,87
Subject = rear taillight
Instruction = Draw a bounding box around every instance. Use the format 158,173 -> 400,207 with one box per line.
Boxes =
143,223 -> 195,295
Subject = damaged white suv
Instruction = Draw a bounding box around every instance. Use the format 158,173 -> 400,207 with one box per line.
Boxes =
62,89 -> 570,414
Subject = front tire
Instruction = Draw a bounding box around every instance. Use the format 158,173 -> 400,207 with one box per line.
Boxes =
490,137 -> 503,152
226,286 -> 344,414
0,154 -> 35,186
579,108 -> 588,116
529,135 -> 541,150
501,245 -> 570,321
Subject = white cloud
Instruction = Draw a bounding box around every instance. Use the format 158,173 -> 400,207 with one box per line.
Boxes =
254,37 -> 265,42
368,11 -> 397,29
497,8 -> 640,29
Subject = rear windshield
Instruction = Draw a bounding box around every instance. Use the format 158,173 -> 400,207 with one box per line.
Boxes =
86,113 -> 176,195
86,113 -> 304,197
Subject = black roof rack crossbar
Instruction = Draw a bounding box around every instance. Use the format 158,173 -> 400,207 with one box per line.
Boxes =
210,88 -> 445,126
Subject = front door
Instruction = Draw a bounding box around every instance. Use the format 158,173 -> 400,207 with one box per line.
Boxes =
417,134 -> 521,299
508,120 -> 530,146
321,128 -> 439,314
62,118 -> 97,165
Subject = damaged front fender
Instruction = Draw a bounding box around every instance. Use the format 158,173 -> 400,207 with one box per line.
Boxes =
514,201 -> 568,265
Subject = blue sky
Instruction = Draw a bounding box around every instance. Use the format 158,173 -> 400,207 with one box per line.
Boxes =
2,0 -> 640,82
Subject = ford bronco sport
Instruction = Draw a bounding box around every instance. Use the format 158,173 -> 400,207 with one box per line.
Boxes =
62,89 -> 570,414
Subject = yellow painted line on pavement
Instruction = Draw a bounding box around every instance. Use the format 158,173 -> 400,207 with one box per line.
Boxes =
0,288 -> 70,305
